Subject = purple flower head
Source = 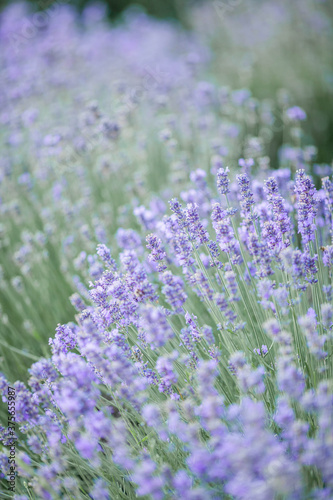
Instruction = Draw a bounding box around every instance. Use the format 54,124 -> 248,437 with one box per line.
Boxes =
225,270 -> 239,300
185,203 -> 209,245
197,359 -> 219,398
169,198 -> 188,229
185,312 -> 202,342
302,251 -> 318,284
134,205 -> 156,231
322,246 -> 333,268
156,352 -> 179,392
161,271 -> 187,313
75,435 -> 96,460
323,285 -> 333,302
286,106 -> 307,121
254,345 -> 268,356
215,292 -> 237,324
116,228 -> 142,250
191,270 -> 214,300
239,365 -> 266,394
49,323 -> 77,355
248,232 -> 273,277
229,351 -> 246,372
27,435 -> 43,454
121,250 -> 158,304
277,356 -> 305,400
264,177 -> 279,197
96,244 -> 116,270
211,202 -> 228,224
132,457 -> 164,500
140,305 -> 174,349
257,279 -> 275,310
87,254 -> 104,280
294,170 -> 318,245
173,471 -> 192,494
216,167 -> 230,195
263,318 -> 281,337
252,180 -> 265,202
264,177 -> 292,241
146,233 -> 167,271
174,232 -> 195,267
322,177 -> 333,232
89,478 -> 110,500
321,303 -> 333,330
202,325 -> 215,345
262,221 -> 282,251
236,173 -> 256,220
190,169 -> 207,190
273,286 -> 289,315
142,404 -> 168,441
299,309 -> 327,359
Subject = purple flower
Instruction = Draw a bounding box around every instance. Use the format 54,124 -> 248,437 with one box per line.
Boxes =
322,246 -> 333,268
132,457 -> 164,500
299,309 -> 327,359
248,232 -> 273,277
185,312 -> 202,342
161,271 -> 187,313
216,167 -> 230,195
254,345 -> 268,356
142,404 -> 168,441
140,305 -> 174,349
190,169 -> 207,190
156,352 -> 179,393
89,479 -> 110,500
212,215 -> 240,264
294,170 -> 318,245
185,203 -> 209,245
277,355 -> 305,400
322,176 -> 333,236
116,228 -> 142,250
286,106 -> 307,121
191,270 -> 214,301
225,270 -> 239,301
264,176 -> 292,246
146,233 -> 167,271
49,324 -> 78,355
169,198 -> 188,229
75,435 -> 95,459
134,205 -> 156,231
257,278 -> 275,310
236,173 -> 256,220
121,250 -> 158,304
69,293 -> 86,312
321,303 -> 333,329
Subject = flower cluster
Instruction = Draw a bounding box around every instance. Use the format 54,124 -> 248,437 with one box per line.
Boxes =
1,151 -> 332,498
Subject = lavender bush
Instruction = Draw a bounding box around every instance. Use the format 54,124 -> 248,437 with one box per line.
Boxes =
0,2 -> 333,499
1,159 -> 333,498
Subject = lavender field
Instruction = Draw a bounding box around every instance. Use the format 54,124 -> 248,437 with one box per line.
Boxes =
0,1 -> 333,499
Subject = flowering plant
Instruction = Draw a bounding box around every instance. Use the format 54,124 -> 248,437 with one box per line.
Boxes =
1,162 -> 333,499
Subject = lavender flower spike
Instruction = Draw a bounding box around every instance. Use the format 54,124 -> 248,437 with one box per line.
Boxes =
216,167 -> 230,195
294,170 -> 318,245
146,234 -> 167,271
236,173 -> 256,221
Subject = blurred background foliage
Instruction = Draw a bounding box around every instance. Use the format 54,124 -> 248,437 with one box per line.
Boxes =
0,0 -> 192,21
0,0 -> 332,161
